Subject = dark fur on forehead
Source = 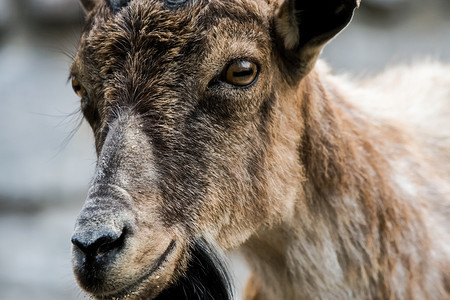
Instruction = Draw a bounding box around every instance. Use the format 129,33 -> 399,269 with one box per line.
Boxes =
106,0 -> 195,13
155,238 -> 233,300
164,0 -> 193,9
106,0 -> 132,13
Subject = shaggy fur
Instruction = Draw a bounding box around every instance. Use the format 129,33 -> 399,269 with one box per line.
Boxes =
69,0 -> 450,299
155,239 -> 233,300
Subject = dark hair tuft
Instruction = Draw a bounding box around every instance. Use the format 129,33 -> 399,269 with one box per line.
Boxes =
155,238 -> 233,300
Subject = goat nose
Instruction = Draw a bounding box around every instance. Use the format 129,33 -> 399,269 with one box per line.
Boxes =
71,227 -> 127,259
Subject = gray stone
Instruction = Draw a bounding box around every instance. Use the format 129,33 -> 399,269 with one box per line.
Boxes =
0,41 -> 96,208
0,0 -> 13,36
0,204 -> 83,300
24,0 -> 83,23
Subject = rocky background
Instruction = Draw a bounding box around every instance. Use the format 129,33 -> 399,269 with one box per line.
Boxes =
0,0 -> 449,299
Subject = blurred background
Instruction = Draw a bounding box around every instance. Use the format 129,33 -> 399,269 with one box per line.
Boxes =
0,0 -> 449,299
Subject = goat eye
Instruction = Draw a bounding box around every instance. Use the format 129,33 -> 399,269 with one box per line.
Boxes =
71,78 -> 86,98
224,60 -> 259,87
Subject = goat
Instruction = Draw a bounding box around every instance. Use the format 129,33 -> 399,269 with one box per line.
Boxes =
69,0 -> 450,299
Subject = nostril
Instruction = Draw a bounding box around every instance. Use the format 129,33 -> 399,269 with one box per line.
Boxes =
71,227 -> 127,258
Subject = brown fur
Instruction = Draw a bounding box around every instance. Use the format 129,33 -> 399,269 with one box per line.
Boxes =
69,0 -> 450,299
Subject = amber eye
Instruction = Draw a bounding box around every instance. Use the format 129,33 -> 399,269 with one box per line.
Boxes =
224,60 -> 259,87
71,78 -> 86,98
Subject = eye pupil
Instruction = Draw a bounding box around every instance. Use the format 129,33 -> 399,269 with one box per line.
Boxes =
71,78 -> 86,98
225,60 -> 258,87
233,70 -> 253,77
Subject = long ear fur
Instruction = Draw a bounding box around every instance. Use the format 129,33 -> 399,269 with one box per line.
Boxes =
79,0 -> 98,12
155,238 -> 233,300
276,0 -> 360,82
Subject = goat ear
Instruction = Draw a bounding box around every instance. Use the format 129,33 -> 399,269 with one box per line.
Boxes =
79,0 -> 98,12
275,0 -> 360,80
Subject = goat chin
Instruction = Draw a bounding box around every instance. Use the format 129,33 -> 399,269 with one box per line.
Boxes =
155,238 -> 234,300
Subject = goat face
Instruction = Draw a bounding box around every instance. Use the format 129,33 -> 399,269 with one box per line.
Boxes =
70,0 -> 358,299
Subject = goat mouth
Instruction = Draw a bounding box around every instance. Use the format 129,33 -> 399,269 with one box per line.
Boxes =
94,240 -> 177,300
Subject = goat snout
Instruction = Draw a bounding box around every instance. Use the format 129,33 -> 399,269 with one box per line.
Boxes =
71,225 -> 128,261
71,185 -> 138,293
71,184 -> 184,299
71,211 -> 132,291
